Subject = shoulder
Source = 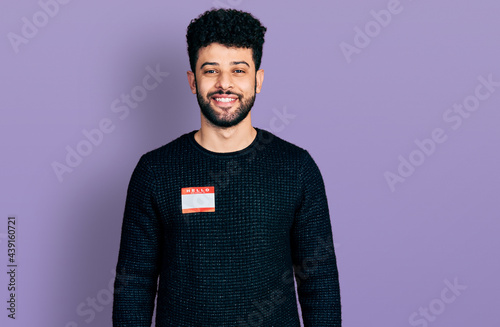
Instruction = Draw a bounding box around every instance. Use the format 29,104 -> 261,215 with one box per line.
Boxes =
256,128 -> 312,163
258,129 -> 325,181
138,131 -> 195,165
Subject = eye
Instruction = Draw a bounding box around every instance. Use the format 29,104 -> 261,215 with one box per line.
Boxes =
234,69 -> 245,74
205,69 -> 217,74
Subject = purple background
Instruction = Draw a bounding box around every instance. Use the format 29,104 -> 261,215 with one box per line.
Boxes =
1,0 -> 499,326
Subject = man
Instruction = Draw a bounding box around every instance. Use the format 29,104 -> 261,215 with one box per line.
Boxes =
113,8 -> 341,326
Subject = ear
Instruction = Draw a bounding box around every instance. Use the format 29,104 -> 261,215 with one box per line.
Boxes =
255,69 -> 264,94
187,71 -> 197,94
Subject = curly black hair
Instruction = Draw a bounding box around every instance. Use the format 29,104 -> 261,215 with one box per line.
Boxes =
186,8 -> 267,72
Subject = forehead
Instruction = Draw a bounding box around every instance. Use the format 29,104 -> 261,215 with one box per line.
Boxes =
196,43 -> 254,67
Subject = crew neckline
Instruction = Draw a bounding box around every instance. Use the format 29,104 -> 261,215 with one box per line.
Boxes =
188,127 -> 262,158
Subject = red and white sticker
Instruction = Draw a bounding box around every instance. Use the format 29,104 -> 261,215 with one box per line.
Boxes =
181,186 -> 215,214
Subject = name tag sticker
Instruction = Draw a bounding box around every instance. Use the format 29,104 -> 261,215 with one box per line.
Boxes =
181,187 -> 215,214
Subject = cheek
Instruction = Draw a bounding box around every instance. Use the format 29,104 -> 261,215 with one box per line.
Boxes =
239,79 -> 256,93
198,77 -> 217,89
195,80 -> 211,95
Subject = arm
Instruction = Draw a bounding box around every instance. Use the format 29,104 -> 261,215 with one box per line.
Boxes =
291,151 -> 341,326
113,155 -> 162,326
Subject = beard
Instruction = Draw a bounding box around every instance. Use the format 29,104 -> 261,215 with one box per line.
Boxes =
196,86 -> 256,128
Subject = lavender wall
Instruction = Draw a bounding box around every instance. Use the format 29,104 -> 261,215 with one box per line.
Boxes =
1,0 -> 499,326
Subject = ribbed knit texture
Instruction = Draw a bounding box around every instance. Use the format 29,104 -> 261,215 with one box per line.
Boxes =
113,128 -> 341,326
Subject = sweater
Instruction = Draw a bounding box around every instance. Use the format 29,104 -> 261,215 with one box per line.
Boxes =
113,128 -> 341,326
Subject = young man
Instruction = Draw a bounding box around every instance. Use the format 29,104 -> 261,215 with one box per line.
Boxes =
113,8 -> 341,326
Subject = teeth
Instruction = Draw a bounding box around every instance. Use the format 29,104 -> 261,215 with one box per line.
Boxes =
215,98 -> 236,103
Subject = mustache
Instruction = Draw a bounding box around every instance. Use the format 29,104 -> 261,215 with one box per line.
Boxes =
207,90 -> 242,98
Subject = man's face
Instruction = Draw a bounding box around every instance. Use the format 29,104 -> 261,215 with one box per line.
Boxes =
187,43 -> 264,128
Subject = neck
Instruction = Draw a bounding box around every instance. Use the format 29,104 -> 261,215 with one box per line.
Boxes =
194,114 -> 257,153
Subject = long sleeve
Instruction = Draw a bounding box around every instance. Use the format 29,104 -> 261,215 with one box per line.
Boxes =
112,129 -> 340,326
290,151 -> 341,326
113,156 -> 162,326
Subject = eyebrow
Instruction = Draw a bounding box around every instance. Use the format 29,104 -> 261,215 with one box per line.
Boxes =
200,61 -> 250,69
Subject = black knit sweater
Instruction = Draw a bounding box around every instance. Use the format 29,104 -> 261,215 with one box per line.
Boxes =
113,128 -> 341,326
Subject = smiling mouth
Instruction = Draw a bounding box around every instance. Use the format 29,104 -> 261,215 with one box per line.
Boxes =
211,94 -> 239,107
214,97 -> 237,103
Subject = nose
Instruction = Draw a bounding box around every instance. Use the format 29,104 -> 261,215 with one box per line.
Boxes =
215,71 -> 233,90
